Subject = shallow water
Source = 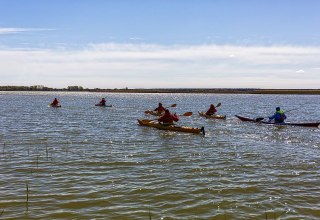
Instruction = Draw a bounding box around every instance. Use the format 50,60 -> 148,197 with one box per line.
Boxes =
0,91 -> 319,219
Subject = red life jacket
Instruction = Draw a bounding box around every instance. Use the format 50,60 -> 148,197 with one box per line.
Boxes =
206,106 -> 217,115
52,99 -> 59,106
158,112 -> 179,124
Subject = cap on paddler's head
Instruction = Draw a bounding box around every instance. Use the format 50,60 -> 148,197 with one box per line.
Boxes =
276,107 -> 280,111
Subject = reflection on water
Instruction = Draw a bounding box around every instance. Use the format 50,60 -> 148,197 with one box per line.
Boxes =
0,92 -> 319,219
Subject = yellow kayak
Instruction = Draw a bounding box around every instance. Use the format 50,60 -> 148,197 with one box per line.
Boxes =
198,112 -> 226,119
138,119 -> 205,135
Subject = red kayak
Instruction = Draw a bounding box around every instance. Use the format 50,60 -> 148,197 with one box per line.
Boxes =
235,115 -> 320,127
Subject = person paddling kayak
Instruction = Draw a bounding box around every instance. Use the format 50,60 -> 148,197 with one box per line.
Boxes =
269,107 -> 287,123
158,109 -> 179,125
154,103 -> 166,113
96,98 -> 106,106
50,98 -> 60,107
205,104 -> 217,115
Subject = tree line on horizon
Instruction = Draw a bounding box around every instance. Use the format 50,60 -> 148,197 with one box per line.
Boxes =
0,85 -> 319,94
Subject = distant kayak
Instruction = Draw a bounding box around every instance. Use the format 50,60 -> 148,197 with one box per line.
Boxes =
138,119 -> 205,135
49,104 -> 61,108
198,112 -> 226,120
95,104 -> 112,107
144,110 -> 163,116
235,115 -> 320,127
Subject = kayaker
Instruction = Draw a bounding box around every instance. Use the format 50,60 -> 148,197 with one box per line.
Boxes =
158,109 -> 179,125
269,107 -> 287,123
205,104 -> 217,115
98,98 -> 106,106
51,98 -> 60,107
154,103 -> 166,113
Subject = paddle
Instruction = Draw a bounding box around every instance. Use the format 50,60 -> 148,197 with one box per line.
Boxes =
179,111 -> 192,117
255,108 -> 298,122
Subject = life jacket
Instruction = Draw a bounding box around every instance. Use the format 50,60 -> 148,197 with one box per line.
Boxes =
52,99 -> 59,106
276,110 -> 286,122
100,99 -> 106,105
206,105 -> 217,115
158,112 -> 179,124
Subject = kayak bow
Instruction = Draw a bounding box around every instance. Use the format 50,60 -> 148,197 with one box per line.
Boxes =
235,115 -> 320,127
138,119 -> 205,135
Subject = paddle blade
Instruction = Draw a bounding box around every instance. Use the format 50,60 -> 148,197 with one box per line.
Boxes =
216,103 -> 221,107
170,104 -> 177,108
182,112 -> 193,117
255,117 -> 264,122
144,110 -> 151,114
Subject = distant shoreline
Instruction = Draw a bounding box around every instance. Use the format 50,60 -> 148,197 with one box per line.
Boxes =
1,86 -> 320,95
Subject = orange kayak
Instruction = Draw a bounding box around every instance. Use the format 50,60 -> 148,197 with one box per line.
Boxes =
138,119 -> 205,135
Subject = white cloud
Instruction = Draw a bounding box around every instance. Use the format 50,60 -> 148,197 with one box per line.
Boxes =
0,43 -> 320,89
0,28 -> 28,34
296,69 -> 305,73
0,27 -> 54,35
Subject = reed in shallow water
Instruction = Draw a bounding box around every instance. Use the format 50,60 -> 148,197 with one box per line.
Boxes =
26,182 -> 29,212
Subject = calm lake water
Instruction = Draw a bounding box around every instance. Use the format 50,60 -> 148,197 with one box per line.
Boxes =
0,91 -> 319,219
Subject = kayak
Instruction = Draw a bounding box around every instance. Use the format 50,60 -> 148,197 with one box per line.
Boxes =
138,119 -> 205,135
95,104 -> 113,107
198,112 -> 226,120
144,110 -> 163,116
235,115 -> 320,127
49,104 -> 61,108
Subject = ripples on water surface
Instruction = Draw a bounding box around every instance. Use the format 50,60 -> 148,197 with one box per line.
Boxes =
0,92 -> 319,219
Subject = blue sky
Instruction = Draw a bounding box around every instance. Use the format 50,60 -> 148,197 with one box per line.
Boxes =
0,0 -> 320,88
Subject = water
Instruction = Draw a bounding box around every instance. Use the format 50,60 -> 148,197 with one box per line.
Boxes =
0,91 -> 319,219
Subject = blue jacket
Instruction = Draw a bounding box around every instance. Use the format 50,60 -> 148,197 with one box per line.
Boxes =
269,110 -> 286,123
